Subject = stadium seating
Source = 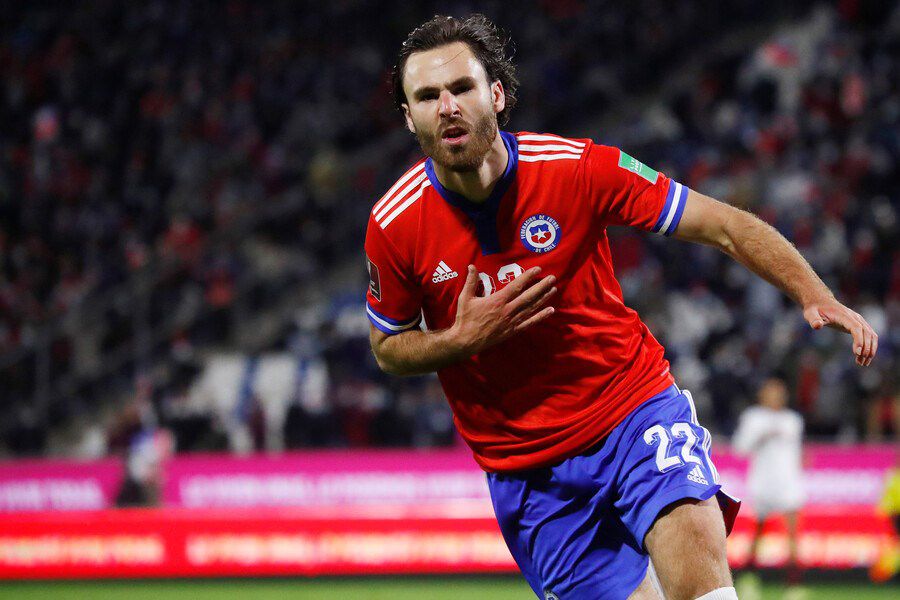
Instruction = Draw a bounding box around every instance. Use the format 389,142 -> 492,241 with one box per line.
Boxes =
0,1 -> 896,461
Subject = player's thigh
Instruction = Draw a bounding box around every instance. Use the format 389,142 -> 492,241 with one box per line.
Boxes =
644,497 -> 731,600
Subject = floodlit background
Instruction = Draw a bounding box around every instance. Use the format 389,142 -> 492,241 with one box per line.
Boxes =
0,0 -> 897,597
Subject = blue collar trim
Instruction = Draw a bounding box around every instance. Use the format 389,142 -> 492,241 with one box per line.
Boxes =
424,130 -> 518,255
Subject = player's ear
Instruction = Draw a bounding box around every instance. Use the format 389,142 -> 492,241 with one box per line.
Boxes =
402,104 -> 416,135
491,80 -> 506,115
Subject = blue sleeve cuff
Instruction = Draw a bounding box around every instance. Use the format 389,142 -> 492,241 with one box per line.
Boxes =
366,302 -> 421,335
651,180 -> 688,236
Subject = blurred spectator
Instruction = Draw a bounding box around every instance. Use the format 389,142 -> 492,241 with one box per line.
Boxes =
115,428 -> 173,507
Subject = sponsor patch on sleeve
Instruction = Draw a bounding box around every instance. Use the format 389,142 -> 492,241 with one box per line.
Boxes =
618,150 -> 659,184
366,256 -> 381,301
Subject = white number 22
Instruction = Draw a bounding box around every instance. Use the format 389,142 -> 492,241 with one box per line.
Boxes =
643,423 -> 702,472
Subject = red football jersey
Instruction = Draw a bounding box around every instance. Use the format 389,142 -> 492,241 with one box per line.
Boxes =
365,131 -> 690,472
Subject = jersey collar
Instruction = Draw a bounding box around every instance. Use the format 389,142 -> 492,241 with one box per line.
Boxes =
424,130 -> 518,255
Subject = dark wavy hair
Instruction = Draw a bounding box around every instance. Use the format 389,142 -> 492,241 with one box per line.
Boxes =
392,14 -> 519,126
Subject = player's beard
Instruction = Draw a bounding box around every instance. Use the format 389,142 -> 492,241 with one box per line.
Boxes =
415,111 -> 498,173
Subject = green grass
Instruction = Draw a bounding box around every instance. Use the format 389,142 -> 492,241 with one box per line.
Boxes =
0,577 -> 895,599
755,582 -> 898,599
0,578 -> 527,600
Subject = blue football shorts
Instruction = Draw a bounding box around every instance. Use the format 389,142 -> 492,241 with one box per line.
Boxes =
486,385 -> 740,599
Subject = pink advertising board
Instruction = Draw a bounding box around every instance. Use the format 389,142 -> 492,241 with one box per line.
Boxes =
0,445 -> 893,511
0,458 -> 124,512
162,445 -> 897,509
162,448 -> 491,508
715,444 -> 896,507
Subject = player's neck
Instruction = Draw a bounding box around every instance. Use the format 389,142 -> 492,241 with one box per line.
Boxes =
432,131 -> 508,203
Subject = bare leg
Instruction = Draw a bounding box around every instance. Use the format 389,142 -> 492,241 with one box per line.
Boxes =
644,497 -> 732,600
785,510 -> 802,586
735,515 -> 765,600
747,515 -> 765,570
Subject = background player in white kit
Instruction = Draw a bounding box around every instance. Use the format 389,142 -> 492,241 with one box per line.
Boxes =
732,378 -> 805,598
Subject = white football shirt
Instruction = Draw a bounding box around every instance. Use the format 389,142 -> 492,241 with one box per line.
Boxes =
732,405 -> 805,513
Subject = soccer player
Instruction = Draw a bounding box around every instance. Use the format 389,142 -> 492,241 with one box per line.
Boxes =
364,14 -> 878,600
732,378 -> 805,597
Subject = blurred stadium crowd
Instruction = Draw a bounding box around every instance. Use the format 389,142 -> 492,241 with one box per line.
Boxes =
0,1 -> 897,461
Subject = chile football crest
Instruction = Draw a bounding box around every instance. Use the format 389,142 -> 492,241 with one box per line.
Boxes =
520,214 -> 561,253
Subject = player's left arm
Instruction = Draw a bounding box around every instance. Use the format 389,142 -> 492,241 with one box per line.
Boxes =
673,189 -> 878,366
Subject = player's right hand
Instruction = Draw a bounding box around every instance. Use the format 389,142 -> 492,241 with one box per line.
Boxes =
450,265 -> 557,354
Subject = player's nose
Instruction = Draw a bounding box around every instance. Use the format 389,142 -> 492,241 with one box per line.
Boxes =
438,90 -> 460,117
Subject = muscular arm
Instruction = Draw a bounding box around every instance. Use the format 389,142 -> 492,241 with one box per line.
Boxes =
370,266 -> 557,376
370,327 -> 469,376
674,189 -> 878,366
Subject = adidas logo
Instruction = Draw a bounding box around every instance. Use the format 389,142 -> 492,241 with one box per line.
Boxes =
432,261 -> 458,283
687,465 -> 708,486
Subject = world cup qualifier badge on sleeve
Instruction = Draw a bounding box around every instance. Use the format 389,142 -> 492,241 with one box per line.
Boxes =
366,256 -> 381,301
520,214 -> 561,253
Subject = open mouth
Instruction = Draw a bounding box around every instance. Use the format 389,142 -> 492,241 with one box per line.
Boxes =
441,126 -> 468,144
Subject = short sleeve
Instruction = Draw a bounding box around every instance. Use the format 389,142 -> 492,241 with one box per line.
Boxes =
583,144 -> 689,236
364,216 -> 422,335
